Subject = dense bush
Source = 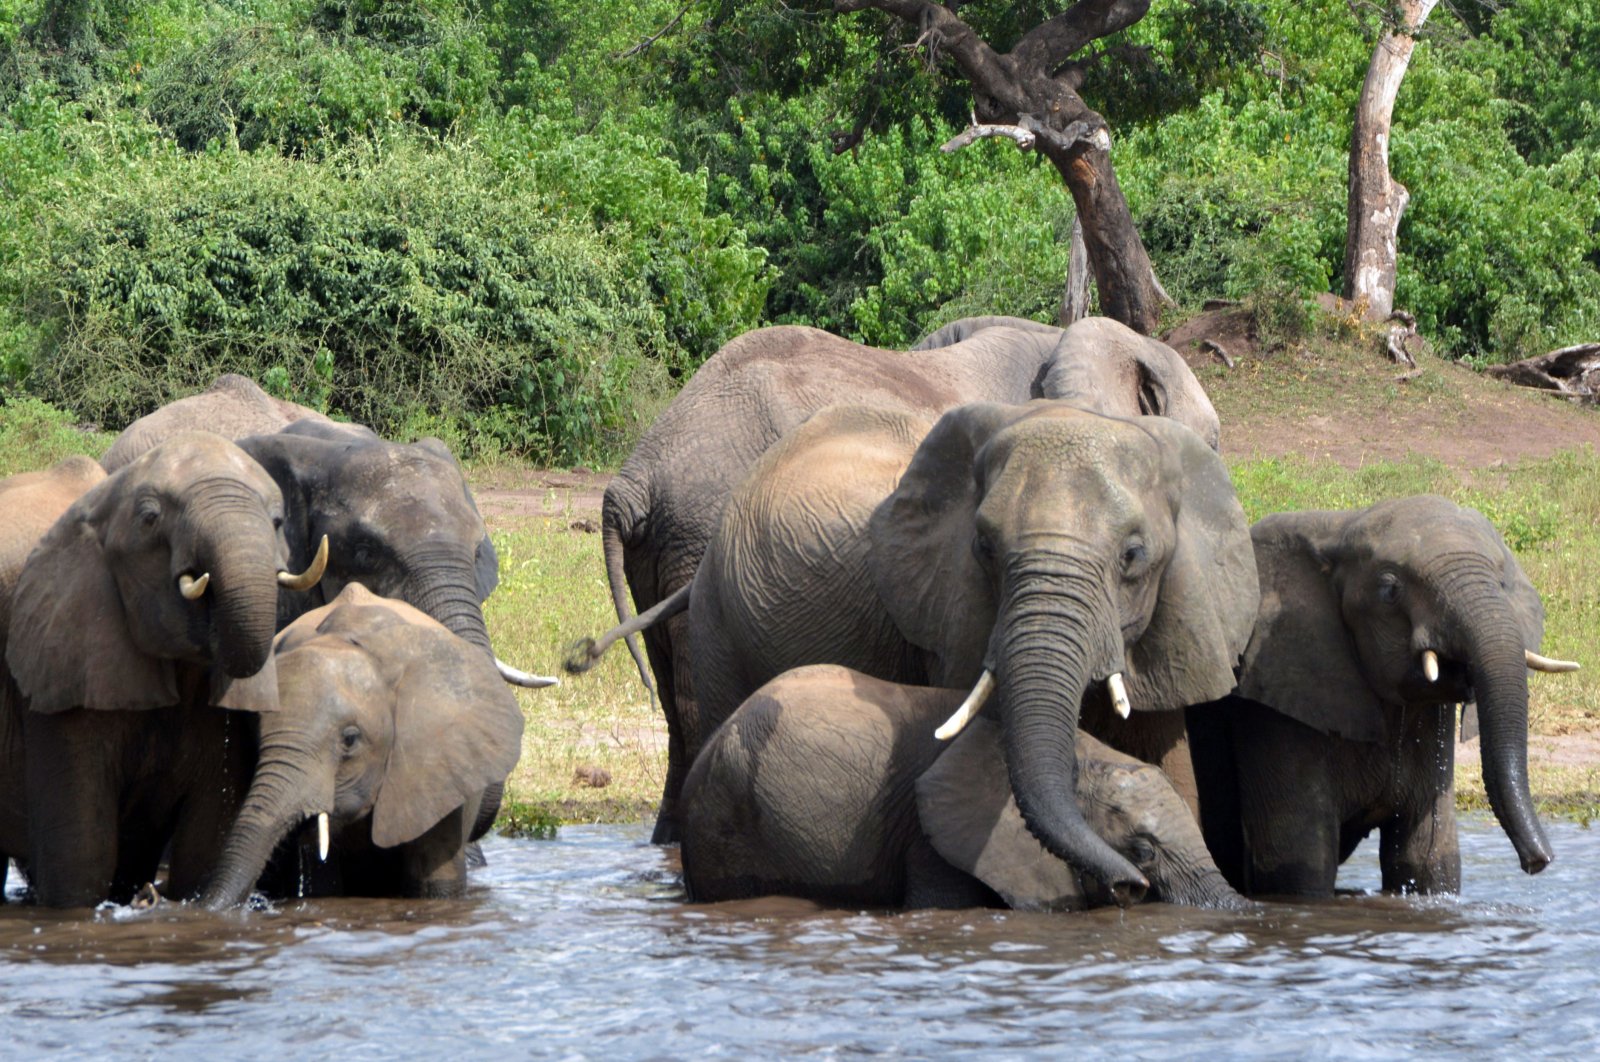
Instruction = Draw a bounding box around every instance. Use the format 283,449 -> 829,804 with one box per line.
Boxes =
3,0 -> 1600,463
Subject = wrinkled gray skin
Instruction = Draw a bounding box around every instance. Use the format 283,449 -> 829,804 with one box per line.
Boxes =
203,586 -> 524,906
681,665 -> 1247,911
238,421 -> 512,839
100,374 -> 338,472
1,435 -> 291,907
1186,496 -> 1556,896
687,401 -> 1258,900
598,317 -> 1219,842
0,456 -> 106,901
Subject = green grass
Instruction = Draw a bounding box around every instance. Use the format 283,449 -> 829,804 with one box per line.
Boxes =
0,397 -> 111,476
482,506 -> 665,829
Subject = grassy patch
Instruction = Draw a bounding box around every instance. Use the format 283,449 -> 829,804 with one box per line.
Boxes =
0,396 -> 111,476
482,504 -> 665,831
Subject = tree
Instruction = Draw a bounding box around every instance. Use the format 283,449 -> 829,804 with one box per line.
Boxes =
1341,0 -> 1438,322
833,0 -> 1167,334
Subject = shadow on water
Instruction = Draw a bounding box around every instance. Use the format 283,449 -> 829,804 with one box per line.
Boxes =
2,814 -> 1597,1058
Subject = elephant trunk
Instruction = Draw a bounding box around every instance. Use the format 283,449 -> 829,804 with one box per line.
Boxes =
202,724 -> 328,909
1447,588 -> 1553,874
1155,853 -> 1254,910
195,496 -> 284,678
999,564 -> 1149,902
406,548 -> 492,654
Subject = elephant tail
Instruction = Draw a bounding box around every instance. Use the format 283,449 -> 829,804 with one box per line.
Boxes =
600,504 -> 657,698
567,579 -> 690,679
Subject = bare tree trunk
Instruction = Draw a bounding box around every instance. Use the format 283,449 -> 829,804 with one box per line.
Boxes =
1341,0 -> 1437,321
839,0 -> 1163,335
1060,216 -> 1092,325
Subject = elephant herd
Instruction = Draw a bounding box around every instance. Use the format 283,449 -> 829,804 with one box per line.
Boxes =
574,314 -> 1578,911
0,384 -> 545,907
0,315 -> 1579,915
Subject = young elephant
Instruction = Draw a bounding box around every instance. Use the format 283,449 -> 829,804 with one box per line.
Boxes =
203,584 -> 525,905
681,665 -> 1246,911
1186,496 -> 1577,897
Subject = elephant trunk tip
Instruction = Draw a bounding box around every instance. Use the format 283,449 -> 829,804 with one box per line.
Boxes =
1519,843 -> 1553,876
564,637 -> 600,675
1112,878 -> 1149,908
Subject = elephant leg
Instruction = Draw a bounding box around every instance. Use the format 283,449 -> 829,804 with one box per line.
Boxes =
642,611 -> 685,844
1380,706 -> 1460,893
24,714 -> 118,907
401,811 -> 469,899
1233,704 -> 1342,897
110,826 -> 169,904
903,831 -> 1000,910
1185,702 -> 1247,892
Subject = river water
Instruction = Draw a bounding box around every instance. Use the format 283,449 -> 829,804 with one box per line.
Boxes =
1,814 -> 1596,1059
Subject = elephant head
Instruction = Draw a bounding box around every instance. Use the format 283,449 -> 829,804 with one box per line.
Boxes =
869,402 -> 1257,900
203,584 -> 524,906
918,720 -> 1246,910
1239,495 -> 1560,874
5,433 -> 316,714
239,423 -> 501,654
1040,317 -> 1222,453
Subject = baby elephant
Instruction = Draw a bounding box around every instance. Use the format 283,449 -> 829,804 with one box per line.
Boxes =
681,665 -> 1246,911
203,584 -> 525,905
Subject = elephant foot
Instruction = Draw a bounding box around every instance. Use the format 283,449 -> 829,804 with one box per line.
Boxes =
650,806 -> 681,846
465,842 -> 487,870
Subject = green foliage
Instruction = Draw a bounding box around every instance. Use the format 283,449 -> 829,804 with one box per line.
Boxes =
15,135 -> 675,460
0,395 -> 110,475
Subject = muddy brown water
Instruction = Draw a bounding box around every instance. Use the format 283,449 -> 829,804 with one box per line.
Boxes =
2,815 -> 1597,1058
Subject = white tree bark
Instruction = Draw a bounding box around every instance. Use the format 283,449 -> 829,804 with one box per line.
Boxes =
1341,0 -> 1437,321
1059,216 -> 1093,325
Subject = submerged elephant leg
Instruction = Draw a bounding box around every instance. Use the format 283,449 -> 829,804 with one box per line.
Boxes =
23,713 -> 119,907
1380,705 -> 1461,893
400,812 -> 469,899
1233,704 -> 1342,897
1186,700 -> 1248,892
165,713 -> 254,899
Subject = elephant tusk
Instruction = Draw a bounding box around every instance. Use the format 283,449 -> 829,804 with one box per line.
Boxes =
1108,673 -> 1131,719
317,812 -> 330,862
1422,649 -> 1440,683
178,572 -> 210,600
278,534 -> 330,591
935,670 -> 997,741
496,658 -> 560,688
1526,649 -> 1581,674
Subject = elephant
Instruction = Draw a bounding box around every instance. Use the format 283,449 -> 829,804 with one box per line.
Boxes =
202,584 -> 524,905
0,455 -> 107,899
100,374 -> 337,472
237,419 -> 553,843
640,398 -> 1256,899
1185,496 -> 1575,897
681,665 -> 1248,911
911,315 -> 1064,350
590,316 -> 1221,842
1,433 -> 327,906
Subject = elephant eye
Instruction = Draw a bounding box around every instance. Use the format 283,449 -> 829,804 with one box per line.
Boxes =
972,531 -> 996,565
138,501 -> 161,529
1128,837 -> 1158,867
1377,572 -> 1401,604
1121,539 -> 1149,578
340,726 -> 362,754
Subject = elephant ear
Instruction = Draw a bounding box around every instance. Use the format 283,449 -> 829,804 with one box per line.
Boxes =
371,627 -> 525,848
869,404 -> 1019,685
915,718 -> 1087,912
6,506 -> 178,712
1122,417 -> 1260,712
1236,511 -> 1387,743
211,663 -> 279,713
